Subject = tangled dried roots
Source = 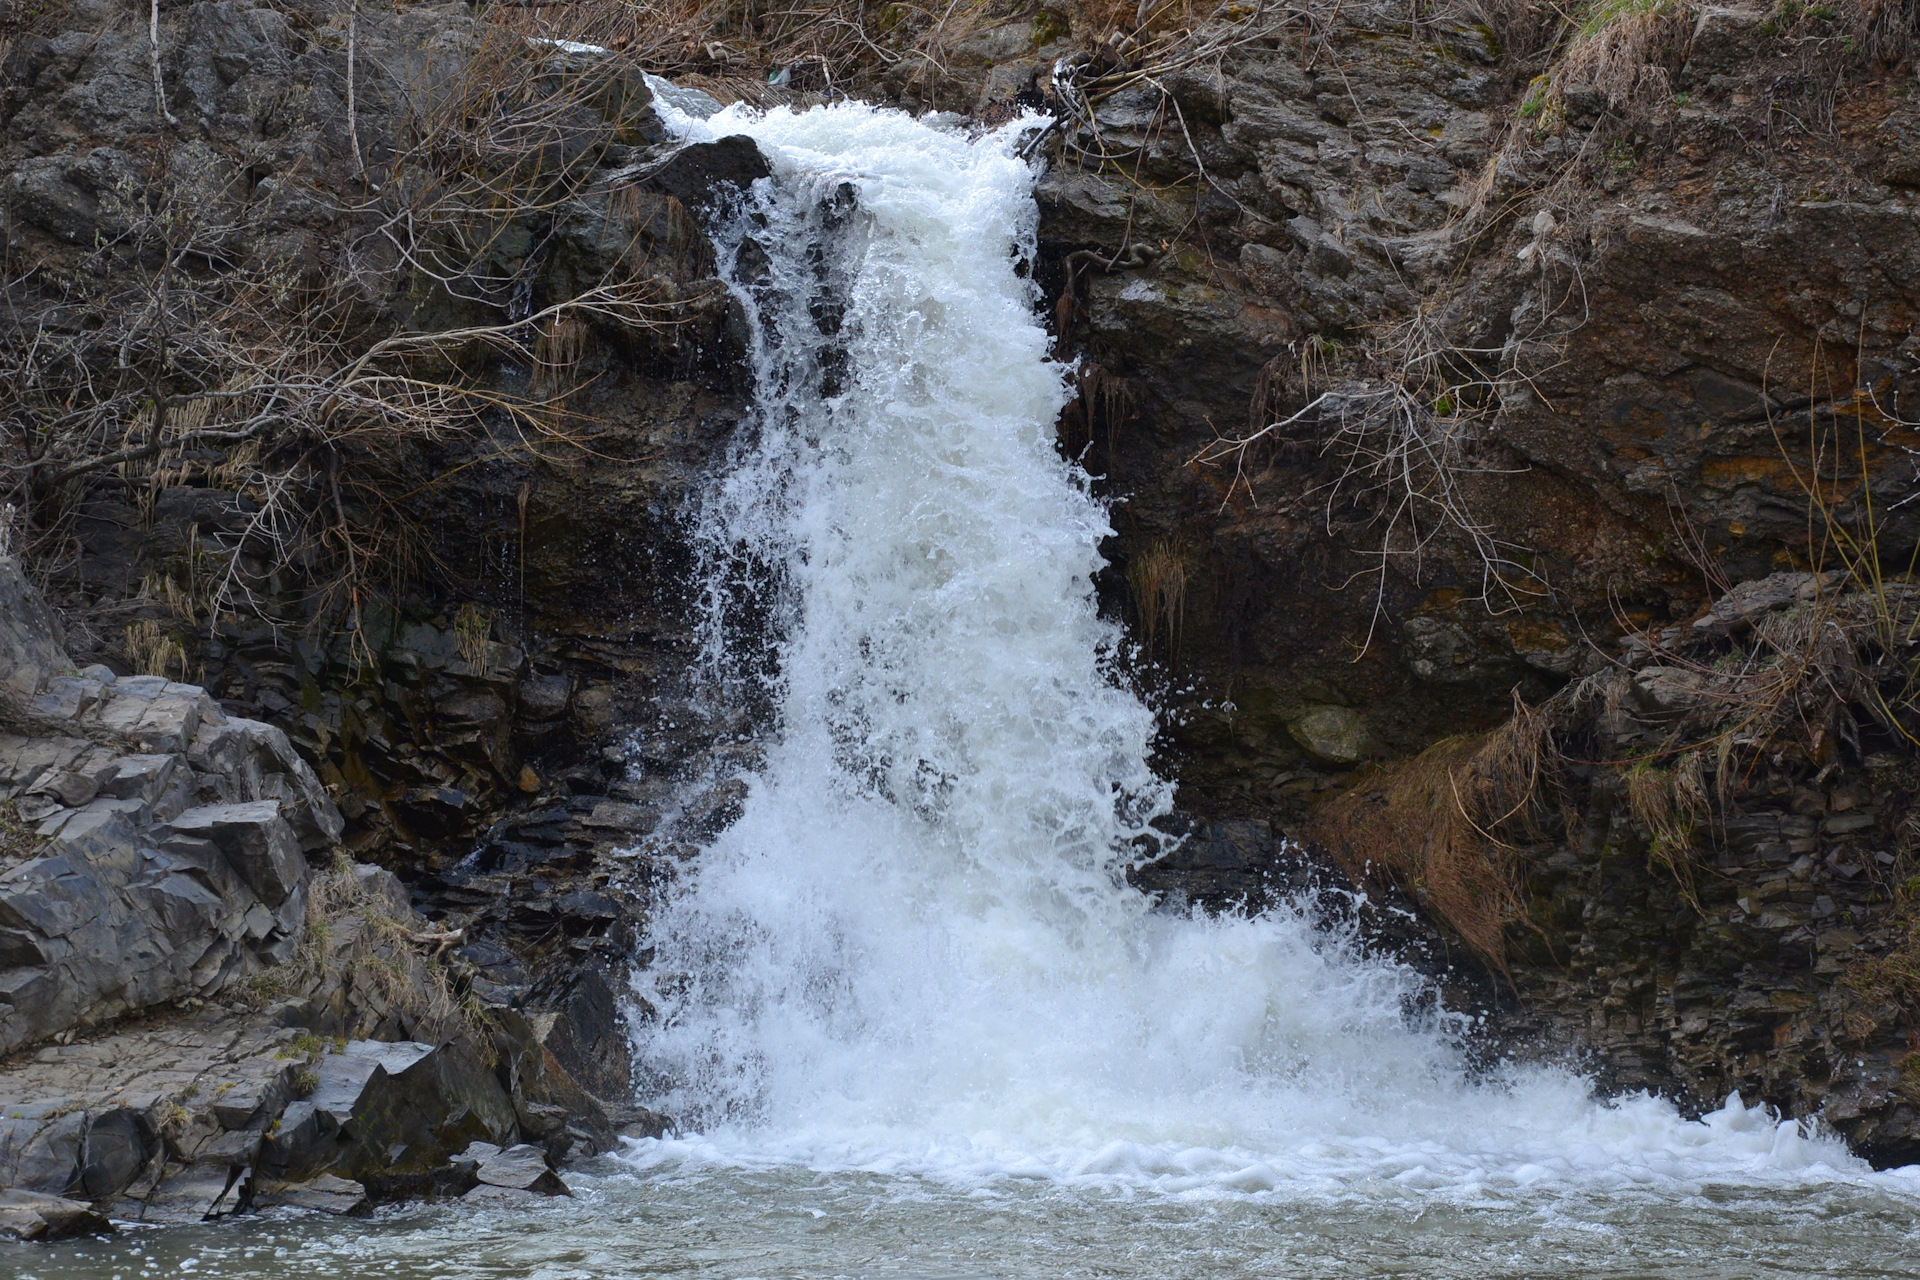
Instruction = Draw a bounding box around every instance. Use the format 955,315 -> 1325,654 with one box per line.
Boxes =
1311,700 -> 1561,967
1247,351 -> 1306,435
1837,0 -> 1920,65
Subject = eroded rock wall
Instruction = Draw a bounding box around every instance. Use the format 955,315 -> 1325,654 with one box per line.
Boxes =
1006,5 -> 1920,1161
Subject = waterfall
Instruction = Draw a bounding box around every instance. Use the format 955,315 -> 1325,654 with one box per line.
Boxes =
628,102 -> 1859,1193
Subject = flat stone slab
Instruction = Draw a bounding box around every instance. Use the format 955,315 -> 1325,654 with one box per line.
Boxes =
0,1188 -> 110,1239
470,1142 -> 568,1196
256,1174 -> 369,1216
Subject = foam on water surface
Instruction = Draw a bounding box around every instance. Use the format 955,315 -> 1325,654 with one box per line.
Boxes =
626,98 -> 1900,1200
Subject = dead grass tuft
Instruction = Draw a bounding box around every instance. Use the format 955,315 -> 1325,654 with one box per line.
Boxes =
1311,694 -> 1562,967
1554,0 -> 1691,113
122,618 -> 187,679
229,859 -> 467,1042
1127,539 -> 1188,659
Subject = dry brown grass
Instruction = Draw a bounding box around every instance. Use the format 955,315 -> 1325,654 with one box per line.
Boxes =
231,858 -> 468,1042
1552,0 -> 1691,113
1317,565 -> 1920,967
1127,539 -> 1188,659
452,602 -> 495,669
122,618 -> 187,679
1311,694 -> 1561,966
1622,752 -> 1710,906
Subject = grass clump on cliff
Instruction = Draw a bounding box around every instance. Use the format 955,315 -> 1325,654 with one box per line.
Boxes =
1310,695 -> 1563,967
231,859 -> 468,1044
1127,539 -> 1188,662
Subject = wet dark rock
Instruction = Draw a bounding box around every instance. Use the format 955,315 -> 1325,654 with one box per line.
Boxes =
254,1174 -> 370,1217
637,135 -> 772,209
301,1039 -> 518,1197
77,1110 -> 149,1202
617,1108 -> 673,1141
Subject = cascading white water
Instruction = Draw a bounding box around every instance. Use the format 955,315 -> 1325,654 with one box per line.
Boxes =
629,100 -> 1872,1196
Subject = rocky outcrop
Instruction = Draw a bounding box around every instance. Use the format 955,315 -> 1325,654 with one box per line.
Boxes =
0,549 -> 625,1227
1496,574 -> 1920,1167
991,4 -> 1920,1164
0,1 -> 775,1066
1,5 -> 772,1225
0,553 -> 344,1055
0,996 -> 586,1225
0,850 -> 618,1227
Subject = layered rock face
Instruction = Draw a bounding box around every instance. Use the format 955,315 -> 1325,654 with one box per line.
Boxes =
1013,9 -> 1920,792
0,555 -> 629,1234
0,552 -> 345,1056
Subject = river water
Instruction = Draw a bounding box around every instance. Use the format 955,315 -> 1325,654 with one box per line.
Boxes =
19,94 -> 1920,1278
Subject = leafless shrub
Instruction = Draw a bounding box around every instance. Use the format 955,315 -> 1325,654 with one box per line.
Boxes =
2,7 -> 702,650
1191,307 -> 1560,651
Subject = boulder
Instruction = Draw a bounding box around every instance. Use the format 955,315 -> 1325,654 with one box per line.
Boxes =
135,1163 -> 244,1225
255,1173 -> 370,1216
0,557 -> 69,705
78,1108 -> 150,1201
1288,706 -> 1369,766
162,801 -> 306,908
0,1189 -> 109,1240
270,1039 -> 519,1195
459,1141 -> 569,1196
637,135 -> 770,210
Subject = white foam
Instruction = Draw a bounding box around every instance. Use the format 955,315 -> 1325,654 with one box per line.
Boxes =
627,97 -> 1893,1198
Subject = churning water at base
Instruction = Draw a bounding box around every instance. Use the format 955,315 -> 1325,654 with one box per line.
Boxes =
15,1161 -> 1920,1280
